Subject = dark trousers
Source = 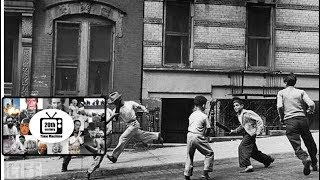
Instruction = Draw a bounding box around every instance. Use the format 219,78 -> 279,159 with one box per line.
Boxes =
62,156 -> 72,170
239,133 -> 273,168
285,116 -> 318,166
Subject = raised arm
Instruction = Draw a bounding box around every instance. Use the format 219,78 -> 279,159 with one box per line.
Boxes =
130,101 -> 148,113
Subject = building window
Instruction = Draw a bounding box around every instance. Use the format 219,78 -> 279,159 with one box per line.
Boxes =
164,1 -> 190,66
54,17 -> 114,96
4,15 -> 20,95
247,4 -> 273,68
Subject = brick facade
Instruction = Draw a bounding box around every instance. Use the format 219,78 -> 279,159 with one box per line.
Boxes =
30,0 -> 143,100
142,0 -> 319,138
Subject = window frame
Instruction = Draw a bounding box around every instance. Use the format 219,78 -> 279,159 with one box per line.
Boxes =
53,21 -> 81,96
245,3 -> 275,71
53,17 -> 115,96
163,0 -> 191,67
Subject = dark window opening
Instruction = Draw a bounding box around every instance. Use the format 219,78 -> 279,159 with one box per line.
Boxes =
247,5 -> 271,67
4,16 -> 19,83
164,1 -> 190,65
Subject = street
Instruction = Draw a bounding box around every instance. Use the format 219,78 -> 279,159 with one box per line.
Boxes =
96,153 -> 319,180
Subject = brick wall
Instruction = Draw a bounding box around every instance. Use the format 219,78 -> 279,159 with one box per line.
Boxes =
276,31 -> 319,49
143,47 -> 162,66
276,9 -> 319,27
194,26 -> 245,45
275,1 -> 319,73
193,49 -> 244,68
277,0 -> 319,6
194,4 -> 245,21
31,0 -> 53,96
31,0 -> 143,100
275,52 -> 319,72
143,1 -> 319,73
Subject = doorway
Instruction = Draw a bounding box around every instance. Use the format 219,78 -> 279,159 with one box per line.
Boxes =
161,98 -> 194,143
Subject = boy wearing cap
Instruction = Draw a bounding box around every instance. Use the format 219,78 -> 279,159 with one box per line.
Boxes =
184,96 -> 214,180
230,97 -> 274,173
277,73 -> 317,175
106,92 -> 163,163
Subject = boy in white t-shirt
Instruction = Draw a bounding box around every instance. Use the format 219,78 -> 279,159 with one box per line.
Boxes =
184,96 -> 214,180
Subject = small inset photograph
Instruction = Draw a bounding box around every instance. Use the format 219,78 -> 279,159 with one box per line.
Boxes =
46,139 -> 69,155
19,117 -> 31,135
69,98 -> 85,118
43,98 -> 69,113
3,98 -> 20,120
81,122 -> 106,155
3,116 -> 19,136
20,98 -> 43,120
2,135 -> 17,155
37,141 -> 48,155
83,98 -> 105,123
67,119 -> 85,155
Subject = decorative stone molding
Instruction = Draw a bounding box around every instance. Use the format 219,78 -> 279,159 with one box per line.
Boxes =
195,20 -> 245,28
45,1 -> 125,37
276,24 -> 319,32
195,43 -> 245,50
276,47 -> 319,54
22,15 -> 33,38
143,41 -> 162,47
144,17 -> 163,24
21,48 -> 32,96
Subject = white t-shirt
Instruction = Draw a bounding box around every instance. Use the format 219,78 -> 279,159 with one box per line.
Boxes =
188,110 -> 211,135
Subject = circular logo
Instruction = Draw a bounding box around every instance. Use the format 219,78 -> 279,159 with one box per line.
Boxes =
29,109 -> 74,143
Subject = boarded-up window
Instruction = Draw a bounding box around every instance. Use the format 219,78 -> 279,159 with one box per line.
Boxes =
247,5 -> 272,67
164,1 -> 190,65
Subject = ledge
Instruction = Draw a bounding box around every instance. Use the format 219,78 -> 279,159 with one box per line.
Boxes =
143,66 -> 319,76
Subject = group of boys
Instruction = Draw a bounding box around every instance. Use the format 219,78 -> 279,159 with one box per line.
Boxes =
60,72 -> 317,180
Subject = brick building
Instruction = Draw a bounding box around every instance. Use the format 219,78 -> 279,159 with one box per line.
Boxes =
142,0 -> 319,142
4,0 -> 143,101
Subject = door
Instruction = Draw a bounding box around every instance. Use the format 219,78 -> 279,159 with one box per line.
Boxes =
161,98 -> 194,143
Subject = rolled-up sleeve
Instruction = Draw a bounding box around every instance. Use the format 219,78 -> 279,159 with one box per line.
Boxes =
277,91 -> 283,108
302,90 -> 315,110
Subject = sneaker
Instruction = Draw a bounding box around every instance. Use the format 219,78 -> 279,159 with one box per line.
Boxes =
201,175 -> 212,180
264,157 -> 275,168
312,164 -> 318,171
303,159 -> 311,175
107,155 -> 117,163
240,166 -> 254,173
185,176 -> 191,180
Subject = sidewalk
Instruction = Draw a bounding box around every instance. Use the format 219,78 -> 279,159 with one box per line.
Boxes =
3,132 -> 319,180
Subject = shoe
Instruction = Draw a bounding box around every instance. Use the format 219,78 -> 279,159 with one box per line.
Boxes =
61,168 -> 67,172
312,164 -> 318,171
185,176 -> 191,180
85,171 -> 91,180
107,155 -> 117,163
159,137 -> 164,145
201,175 -> 212,180
264,157 -> 275,168
303,159 -> 311,175
240,166 -> 254,173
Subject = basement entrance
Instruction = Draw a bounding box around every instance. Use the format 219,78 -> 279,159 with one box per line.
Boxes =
161,98 -> 194,143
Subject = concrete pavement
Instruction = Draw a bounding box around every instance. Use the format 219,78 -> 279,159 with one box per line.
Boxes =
3,132 -> 319,180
